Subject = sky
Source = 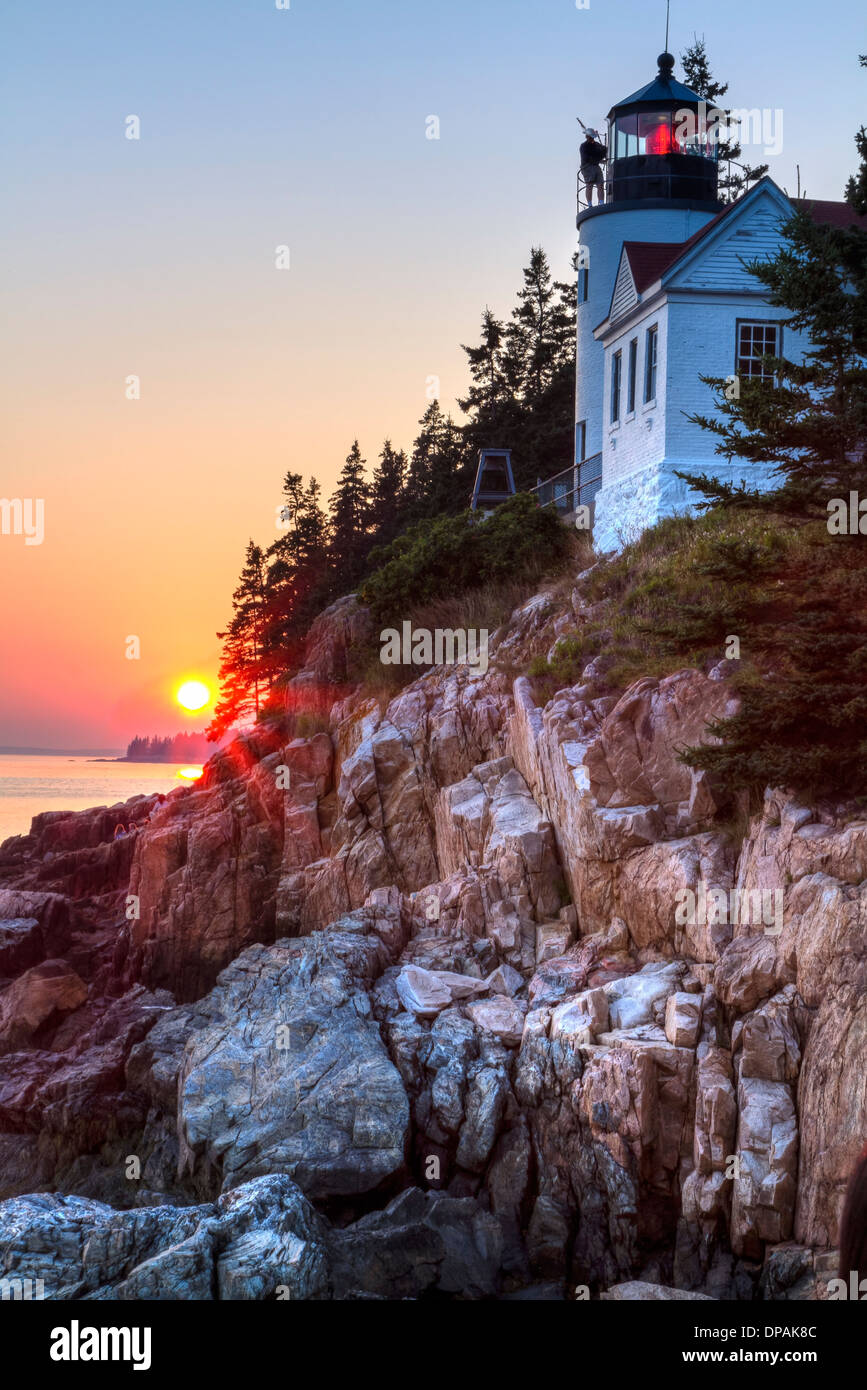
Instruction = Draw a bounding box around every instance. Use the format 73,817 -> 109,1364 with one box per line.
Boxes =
1,0 -> 864,747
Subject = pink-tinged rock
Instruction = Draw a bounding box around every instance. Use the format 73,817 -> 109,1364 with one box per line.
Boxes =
730,1076 -> 798,1257
664,992 -> 702,1049
464,996 -> 527,1048
714,934 -> 789,1013
0,959 -> 88,1053
396,965 -> 486,1018
739,988 -> 800,1083
535,922 -> 573,965
485,963 -> 524,997
549,988 -> 608,1043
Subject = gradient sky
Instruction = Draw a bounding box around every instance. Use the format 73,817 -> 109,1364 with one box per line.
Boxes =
1,0 -> 864,746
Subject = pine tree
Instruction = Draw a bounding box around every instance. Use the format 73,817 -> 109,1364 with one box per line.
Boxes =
457,251 -> 576,492
507,247 -> 573,402
403,401 -> 467,522
265,473 -> 330,671
458,309 -> 508,419
369,440 -> 408,549
681,36 -> 768,203
207,541 -> 270,740
328,441 -> 371,592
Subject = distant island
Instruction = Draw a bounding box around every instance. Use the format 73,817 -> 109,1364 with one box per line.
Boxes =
121,732 -> 213,763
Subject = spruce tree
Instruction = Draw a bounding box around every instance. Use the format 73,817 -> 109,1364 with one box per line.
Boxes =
681,36 -> 768,202
207,541 -> 270,740
403,401 -> 467,522
265,473 -> 330,670
458,309 -> 508,419
369,440 -> 408,549
507,247 -> 573,402
328,441 -> 371,592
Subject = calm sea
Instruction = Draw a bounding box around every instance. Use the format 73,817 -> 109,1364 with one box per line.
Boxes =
0,754 -> 203,845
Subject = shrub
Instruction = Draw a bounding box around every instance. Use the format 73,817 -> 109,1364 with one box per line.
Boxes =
359,493 -> 571,629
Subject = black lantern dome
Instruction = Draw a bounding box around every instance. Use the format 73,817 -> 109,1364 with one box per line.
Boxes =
605,52 -> 722,209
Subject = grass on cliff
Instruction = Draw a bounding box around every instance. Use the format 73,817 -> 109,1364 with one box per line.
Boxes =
528,507 -> 867,801
352,494 -> 585,699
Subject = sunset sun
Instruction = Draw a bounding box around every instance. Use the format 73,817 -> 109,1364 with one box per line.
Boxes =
176,680 -> 210,712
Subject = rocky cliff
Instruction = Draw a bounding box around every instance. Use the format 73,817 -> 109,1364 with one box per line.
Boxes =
1,588 -> 863,1300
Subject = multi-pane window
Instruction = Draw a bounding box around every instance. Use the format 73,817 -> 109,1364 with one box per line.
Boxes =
644,325 -> 658,403
611,351 -> 622,424
627,338 -> 638,414
737,321 -> 780,382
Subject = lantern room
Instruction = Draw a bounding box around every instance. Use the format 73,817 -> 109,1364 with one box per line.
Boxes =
606,52 -> 722,209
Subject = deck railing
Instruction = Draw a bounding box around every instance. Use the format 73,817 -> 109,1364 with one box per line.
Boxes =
531,454 -> 602,511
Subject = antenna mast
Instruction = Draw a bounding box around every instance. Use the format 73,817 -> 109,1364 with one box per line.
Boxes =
665,0 -> 671,51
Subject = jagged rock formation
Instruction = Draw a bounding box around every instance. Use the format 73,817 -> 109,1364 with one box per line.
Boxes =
0,589 -> 863,1299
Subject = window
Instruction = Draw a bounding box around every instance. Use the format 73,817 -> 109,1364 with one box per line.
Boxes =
627,338 -> 638,414
737,320 -> 780,382
644,325 -> 658,403
578,266 -> 589,302
611,351 -> 622,424
576,420 -> 586,463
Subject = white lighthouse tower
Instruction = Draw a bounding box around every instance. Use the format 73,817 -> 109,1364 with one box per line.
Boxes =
574,52 -> 723,532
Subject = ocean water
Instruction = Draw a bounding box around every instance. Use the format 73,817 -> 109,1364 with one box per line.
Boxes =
0,754 -> 203,845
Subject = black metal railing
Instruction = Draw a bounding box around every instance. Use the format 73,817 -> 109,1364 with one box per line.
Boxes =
531,454 -> 602,511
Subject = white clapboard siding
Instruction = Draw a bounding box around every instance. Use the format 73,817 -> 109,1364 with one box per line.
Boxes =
610,253 -> 638,322
672,208 -> 786,291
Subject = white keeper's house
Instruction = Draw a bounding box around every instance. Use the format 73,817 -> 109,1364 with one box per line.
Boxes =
562,50 -> 864,552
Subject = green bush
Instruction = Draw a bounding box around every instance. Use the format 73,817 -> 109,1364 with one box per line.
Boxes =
359,493 -> 571,629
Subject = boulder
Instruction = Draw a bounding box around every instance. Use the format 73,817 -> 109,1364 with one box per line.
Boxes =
0,960 -> 87,1053
176,917 -> 410,1199
664,991 -> 702,1049
463,996 -> 526,1048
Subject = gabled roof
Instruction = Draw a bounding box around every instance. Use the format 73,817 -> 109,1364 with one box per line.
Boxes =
602,182 -> 867,331
792,197 -> 866,230
622,242 -> 686,293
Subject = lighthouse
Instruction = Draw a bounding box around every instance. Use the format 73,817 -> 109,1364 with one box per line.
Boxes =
574,52 -> 723,532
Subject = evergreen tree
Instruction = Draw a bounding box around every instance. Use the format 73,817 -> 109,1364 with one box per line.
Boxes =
507,247 -> 574,402
369,440 -> 408,549
458,309 -> 508,419
265,473 -> 330,670
328,441 -> 371,592
207,541 -> 270,740
458,251 -> 576,492
681,36 -> 768,203
403,401 -> 468,522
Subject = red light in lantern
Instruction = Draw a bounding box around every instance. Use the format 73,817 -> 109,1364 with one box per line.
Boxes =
645,124 -> 674,155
